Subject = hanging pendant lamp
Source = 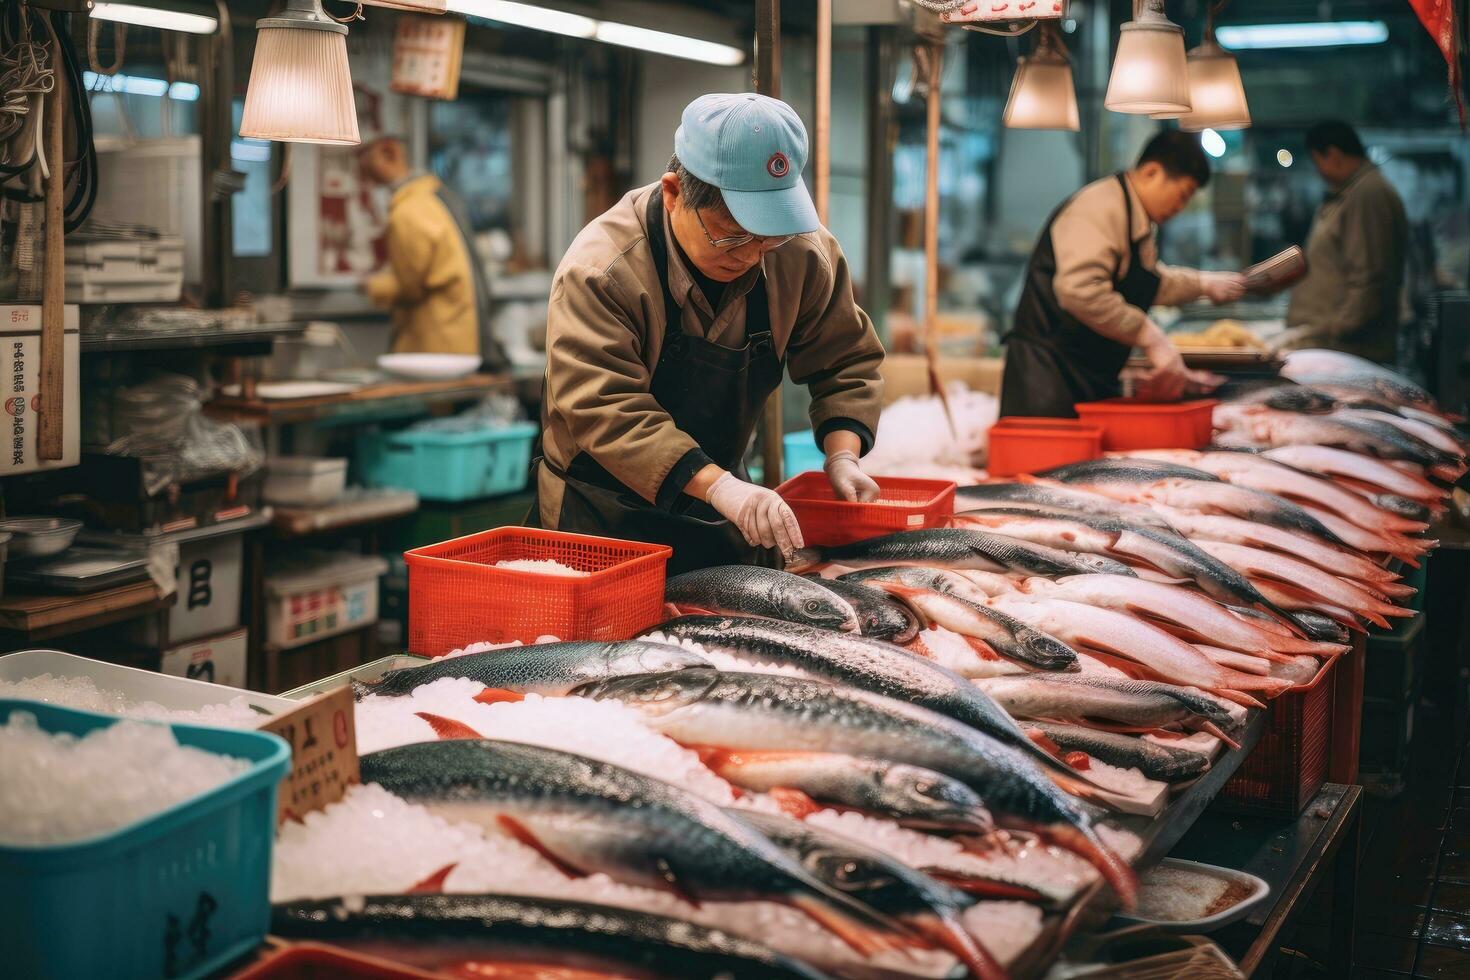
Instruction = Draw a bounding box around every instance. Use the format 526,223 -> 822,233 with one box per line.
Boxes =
1167,4 -> 1250,131
240,0 -> 361,145
1003,22 -> 1080,131
1105,0 -> 1191,116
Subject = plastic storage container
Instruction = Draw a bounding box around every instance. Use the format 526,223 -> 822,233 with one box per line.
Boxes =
405,527 -> 671,655
358,422 -> 537,502
230,943 -> 440,979
782,430 -> 827,480
1073,398 -> 1217,451
986,418 -> 1104,477
264,552 -> 389,651
775,472 -> 956,548
264,457 -> 348,508
1216,655 -> 1337,817
0,699 -> 289,980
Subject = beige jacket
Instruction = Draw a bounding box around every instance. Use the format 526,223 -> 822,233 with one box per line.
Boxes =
365,175 -> 480,355
1050,174 -> 1205,344
1286,163 -> 1407,363
538,182 -> 885,523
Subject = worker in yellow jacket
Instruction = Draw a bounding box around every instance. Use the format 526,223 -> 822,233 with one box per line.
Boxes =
361,136 -> 507,367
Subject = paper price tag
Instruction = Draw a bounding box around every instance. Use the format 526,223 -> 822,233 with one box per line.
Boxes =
261,686 -> 359,824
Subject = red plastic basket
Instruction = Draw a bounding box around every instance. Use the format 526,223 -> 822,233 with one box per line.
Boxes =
1073,398 -> 1218,451
405,527 -> 671,656
987,418 -> 1103,477
1215,655 -> 1337,817
230,943 -> 439,978
775,472 -> 955,547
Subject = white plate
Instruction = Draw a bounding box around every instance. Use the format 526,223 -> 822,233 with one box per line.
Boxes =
376,353 -> 481,380
1113,857 -> 1271,933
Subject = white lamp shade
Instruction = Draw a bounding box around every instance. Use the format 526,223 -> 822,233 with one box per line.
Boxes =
1004,56 -> 1080,131
1105,20 -> 1191,116
240,26 -> 360,144
1172,45 -> 1251,130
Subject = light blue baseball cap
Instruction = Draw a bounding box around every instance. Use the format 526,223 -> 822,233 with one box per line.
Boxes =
674,93 -> 819,238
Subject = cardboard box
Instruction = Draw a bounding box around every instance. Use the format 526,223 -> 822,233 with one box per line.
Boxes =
160,628 -> 248,690
880,353 -> 1005,404
0,305 -> 80,475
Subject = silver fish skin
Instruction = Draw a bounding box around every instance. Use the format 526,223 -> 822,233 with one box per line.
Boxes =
1028,721 -> 1209,783
574,668 -> 1139,905
806,576 -> 920,642
973,674 -> 1235,731
646,615 -> 1044,759
272,893 -> 832,980
352,640 -> 709,700
792,528 -> 1137,578
667,566 -> 861,632
1040,458 -> 1223,484
359,738 -> 901,946
698,749 -> 992,833
955,482 -> 1176,530
837,564 -> 1015,604
1215,405 -> 1446,467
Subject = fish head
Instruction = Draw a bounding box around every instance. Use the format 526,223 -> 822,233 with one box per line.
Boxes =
879,765 -> 992,832
780,585 -> 862,633
611,641 -> 712,677
798,847 -> 913,909
571,667 -> 723,717
1015,625 -> 1081,670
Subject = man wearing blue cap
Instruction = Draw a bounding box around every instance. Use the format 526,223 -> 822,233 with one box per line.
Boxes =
534,93 -> 886,573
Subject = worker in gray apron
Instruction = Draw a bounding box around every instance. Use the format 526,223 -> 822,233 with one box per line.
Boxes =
1001,131 -> 1246,418
533,94 -> 886,574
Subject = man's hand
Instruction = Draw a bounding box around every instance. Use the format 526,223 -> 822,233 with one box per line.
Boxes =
824,450 -> 879,502
1184,368 -> 1226,396
1200,272 -> 1247,305
707,473 -> 805,555
1137,320 -> 1188,401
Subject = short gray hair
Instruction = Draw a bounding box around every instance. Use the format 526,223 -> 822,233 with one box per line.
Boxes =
667,155 -> 727,214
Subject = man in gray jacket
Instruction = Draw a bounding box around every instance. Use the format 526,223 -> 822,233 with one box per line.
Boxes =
1286,120 -> 1408,364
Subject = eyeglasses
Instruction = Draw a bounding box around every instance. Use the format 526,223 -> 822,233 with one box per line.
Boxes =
694,207 -> 795,252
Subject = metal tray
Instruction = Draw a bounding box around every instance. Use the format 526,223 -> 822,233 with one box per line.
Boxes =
7,548 -> 151,594
280,654 -> 431,700
1111,857 -> 1270,933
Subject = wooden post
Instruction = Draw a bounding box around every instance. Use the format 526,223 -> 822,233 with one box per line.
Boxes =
755,0 -> 784,488
919,40 -> 954,433
814,0 -> 831,224
39,36 -> 67,461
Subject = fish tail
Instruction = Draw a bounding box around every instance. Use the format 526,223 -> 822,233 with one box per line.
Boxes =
787,892 -> 908,958
406,862 -> 457,893
414,711 -> 484,740
903,634 -> 937,659
909,913 -> 1011,980
1210,689 -> 1267,710
1032,822 -> 1138,909
1199,721 -> 1242,751
472,687 -> 527,706
921,867 -> 1053,906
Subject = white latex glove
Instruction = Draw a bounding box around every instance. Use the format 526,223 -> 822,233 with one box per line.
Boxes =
1200,271 -> 1247,304
1137,320 -> 1188,401
824,450 -> 880,503
707,473 -> 805,555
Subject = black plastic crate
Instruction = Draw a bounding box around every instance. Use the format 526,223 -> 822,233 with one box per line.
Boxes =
1365,610 -> 1425,701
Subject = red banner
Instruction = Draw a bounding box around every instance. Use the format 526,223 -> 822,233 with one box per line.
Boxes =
1409,0 -> 1465,126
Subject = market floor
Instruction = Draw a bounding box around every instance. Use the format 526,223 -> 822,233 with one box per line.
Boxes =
1273,688 -> 1470,980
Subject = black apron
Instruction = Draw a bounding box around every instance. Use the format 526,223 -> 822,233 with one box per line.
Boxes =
530,192 -> 785,575
1000,174 -> 1163,418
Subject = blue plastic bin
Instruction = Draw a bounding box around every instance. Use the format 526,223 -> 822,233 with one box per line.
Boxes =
0,699 -> 290,980
782,430 -> 826,480
358,421 -> 538,502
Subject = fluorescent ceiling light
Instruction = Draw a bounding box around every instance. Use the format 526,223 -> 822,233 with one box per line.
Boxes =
84,71 -> 200,101
1200,128 -> 1227,158
1217,21 -> 1388,50
594,21 -> 744,65
447,0 -> 595,38
90,2 -> 218,35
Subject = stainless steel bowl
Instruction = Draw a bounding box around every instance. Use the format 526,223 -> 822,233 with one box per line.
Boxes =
0,518 -> 83,559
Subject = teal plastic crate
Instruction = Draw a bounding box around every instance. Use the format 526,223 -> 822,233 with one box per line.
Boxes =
0,699 -> 290,980
359,421 -> 538,502
783,430 -> 826,480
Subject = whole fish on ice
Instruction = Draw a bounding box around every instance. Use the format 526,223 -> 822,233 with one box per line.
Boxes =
1026,721 -> 1209,783
805,576 -> 921,643
666,566 -> 861,632
790,528 -> 1136,578
974,674 -> 1236,741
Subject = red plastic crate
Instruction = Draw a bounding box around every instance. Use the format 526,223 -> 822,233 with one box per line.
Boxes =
1073,398 -> 1218,451
987,418 -> 1103,477
230,943 -> 439,978
405,527 -> 671,656
1216,655 -> 1337,817
775,472 -> 955,547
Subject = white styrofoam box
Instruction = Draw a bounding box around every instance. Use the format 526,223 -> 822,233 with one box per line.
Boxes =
0,306 -> 80,476
132,532 -> 244,646
0,648 -> 291,720
160,628 -> 249,690
942,0 -> 1068,22
265,552 -> 388,651
92,136 -> 202,284
264,456 -> 349,508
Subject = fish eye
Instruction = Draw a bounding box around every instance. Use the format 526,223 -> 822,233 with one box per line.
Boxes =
805,599 -> 822,613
